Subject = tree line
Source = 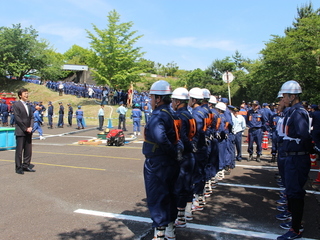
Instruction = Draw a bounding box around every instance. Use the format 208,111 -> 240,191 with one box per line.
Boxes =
1,4 -> 320,106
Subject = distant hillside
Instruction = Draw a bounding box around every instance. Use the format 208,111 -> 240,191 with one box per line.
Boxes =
0,80 -> 128,127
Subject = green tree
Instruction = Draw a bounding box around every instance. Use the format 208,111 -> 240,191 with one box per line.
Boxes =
86,10 -> 144,88
248,4 -> 320,103
137,58 -> 156,74
38,50 -> 67,81
64,44 -> 91,65
0,24 -> 51,80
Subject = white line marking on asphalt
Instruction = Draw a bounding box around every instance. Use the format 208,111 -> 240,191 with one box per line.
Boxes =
236,164 -> 319,172
217,182 -> 320,195
74,209 -> 318,240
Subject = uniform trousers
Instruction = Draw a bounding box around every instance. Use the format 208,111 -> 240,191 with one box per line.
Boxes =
48,115 -> 53,127
234,131 -> 243,160
175,152 -> 195,208
144,156 -> 179,228
248,128 -> 263,155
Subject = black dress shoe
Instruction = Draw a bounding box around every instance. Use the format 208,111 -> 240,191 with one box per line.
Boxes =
16,169 -> 24,174
23,167 -> 36,172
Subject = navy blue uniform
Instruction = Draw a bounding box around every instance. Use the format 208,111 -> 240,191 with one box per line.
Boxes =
76,109 -> 84,129
58,105 -> 64,127
143,104 -> 181,228
47,105 -> 54,128
283,102 -> 312,234
191,105 -> 209,195
270,113 -> 281,156
131,107 -> 142,133
68,105 -> 73,126
246,109 -> 266,156
174,106 -> 196,208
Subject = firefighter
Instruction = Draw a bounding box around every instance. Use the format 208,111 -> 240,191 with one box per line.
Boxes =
171,87 -> 196,228
143,80 -> 183,240
246,100 -> 266,162
188,87 -> 209,211
276,80 -> 312,240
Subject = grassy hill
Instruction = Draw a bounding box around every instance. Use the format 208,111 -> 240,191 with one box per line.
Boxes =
0,80 -> 130,127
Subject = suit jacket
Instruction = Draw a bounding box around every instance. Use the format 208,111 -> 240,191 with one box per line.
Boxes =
13,101 -> 34,137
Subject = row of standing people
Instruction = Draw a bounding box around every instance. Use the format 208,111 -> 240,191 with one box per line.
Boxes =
142,80 -> 249,240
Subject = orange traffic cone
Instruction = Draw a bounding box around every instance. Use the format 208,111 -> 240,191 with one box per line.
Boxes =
310,153 -> 319,169
262,131 -> 269,150
313,169 -> 320,184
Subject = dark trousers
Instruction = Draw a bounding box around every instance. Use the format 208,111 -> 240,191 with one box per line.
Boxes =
248,128 -> 263,155
234,131 -> 243,160
68,114 -> 72,126
48,115 -> 53,127
58,114 -> 64,127
118,114 -> 127,130
15,135 -> 32,170
99,116 -> 104,130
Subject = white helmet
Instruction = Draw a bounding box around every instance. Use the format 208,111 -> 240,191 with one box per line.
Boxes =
279,80 -> 302,94
277,91 -> 283,98
172,87 -> 189,100
202,88 -> 211,99
189,87 -> 204,99
150,80 -> 172,95
209,95 -> 217,104
215,102 -> 226,111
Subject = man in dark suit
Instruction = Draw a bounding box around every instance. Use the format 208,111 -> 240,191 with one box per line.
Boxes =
13,88 -> 36,174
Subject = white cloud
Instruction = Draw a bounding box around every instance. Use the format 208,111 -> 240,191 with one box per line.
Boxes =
38,23 -> 85,42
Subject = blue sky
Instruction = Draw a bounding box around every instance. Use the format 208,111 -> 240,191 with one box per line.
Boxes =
2,0 -> 320,70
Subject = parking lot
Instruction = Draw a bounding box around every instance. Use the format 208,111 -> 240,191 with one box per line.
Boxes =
1,125 -> 319,240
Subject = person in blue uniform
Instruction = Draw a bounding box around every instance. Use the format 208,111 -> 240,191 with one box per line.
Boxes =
143,80 -> 183,240
270,108 -> 282,163
9,101 -> 15,127
47,101 -> 54,129
76,106 -> 84,129
32,105 -> 45,140
1,99 -> 9,126
246,100 -> 266,162
131,103 -> 142,136
143,99 -> 152,124
208,96 -> 220,187
276,80 -> 312,240
214,102 -> 229,180
57,102 -> 64,128
67,103 -> 73,127
171,87 -> 196,228
188,87 -> 208,211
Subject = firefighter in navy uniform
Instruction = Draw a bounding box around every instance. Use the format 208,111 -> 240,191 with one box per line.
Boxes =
143,80 -> 183,240
171,87 -> 196,228
270,105 -> 282,163
276,80 -> 312,240
188,87 -> 209,211
67,103 -> 73,127
246,100 -> 266,162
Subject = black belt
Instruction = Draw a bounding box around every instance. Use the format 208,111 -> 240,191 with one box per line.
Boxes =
251,127 -> 261,131
286,151 -> 309,156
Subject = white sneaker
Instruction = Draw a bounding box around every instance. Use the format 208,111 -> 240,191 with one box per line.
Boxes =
40,136 -> 45,140
165,222 -> 176,240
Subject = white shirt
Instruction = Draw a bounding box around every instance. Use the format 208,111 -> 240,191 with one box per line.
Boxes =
232,114 -> 246,134
98,108 -> 104,116
20,100 -> 29,116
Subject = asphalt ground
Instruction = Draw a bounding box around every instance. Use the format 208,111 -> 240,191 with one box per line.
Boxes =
1,124 -> 320,240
